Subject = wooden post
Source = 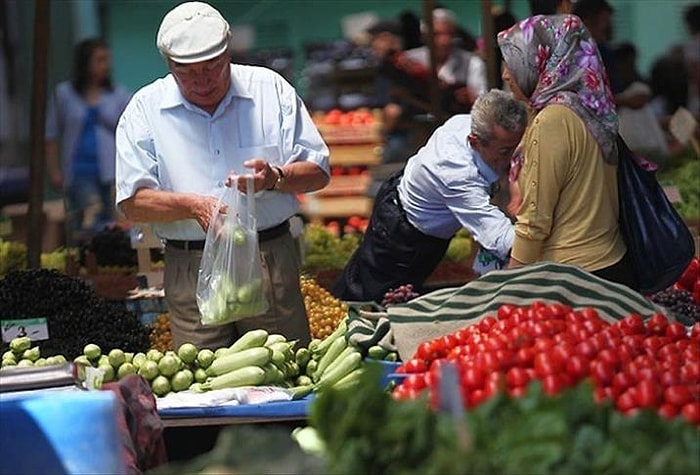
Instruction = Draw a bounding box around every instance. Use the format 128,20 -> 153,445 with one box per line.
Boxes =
27,0 -> 50,268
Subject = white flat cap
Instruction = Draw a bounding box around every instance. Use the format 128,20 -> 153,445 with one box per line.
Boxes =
156,2 -> 231,64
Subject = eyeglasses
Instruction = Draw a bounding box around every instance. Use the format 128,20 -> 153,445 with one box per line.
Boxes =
169,55 -> 229,81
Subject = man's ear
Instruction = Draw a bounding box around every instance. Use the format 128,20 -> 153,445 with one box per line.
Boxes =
467,133 -> 478,148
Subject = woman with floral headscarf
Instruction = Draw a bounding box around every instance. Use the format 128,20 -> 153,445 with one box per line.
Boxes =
497,14 -> 637,290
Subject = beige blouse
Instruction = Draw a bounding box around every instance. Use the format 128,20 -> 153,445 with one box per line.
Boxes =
511,104 -> 626,271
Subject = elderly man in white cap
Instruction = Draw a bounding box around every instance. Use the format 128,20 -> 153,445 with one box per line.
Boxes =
115,2 -> 330,350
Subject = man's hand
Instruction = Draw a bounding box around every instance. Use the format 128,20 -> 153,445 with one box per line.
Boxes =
225,159 -> 278,193
194,195 -> 226,232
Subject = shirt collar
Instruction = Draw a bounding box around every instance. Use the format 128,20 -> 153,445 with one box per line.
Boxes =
159,66 -> 254,113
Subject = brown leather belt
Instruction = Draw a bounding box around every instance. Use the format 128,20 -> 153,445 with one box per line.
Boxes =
167,220 -> 290,250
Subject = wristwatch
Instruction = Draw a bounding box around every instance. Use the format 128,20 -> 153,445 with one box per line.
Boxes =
269,165 -> 285,191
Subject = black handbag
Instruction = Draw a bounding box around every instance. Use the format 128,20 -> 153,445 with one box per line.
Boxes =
616,135 -> 696,295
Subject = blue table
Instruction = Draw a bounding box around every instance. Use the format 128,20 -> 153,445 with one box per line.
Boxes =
158,396 -> 312,427
0,389 -> 126,475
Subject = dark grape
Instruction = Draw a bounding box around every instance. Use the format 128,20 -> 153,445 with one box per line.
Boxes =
381,284 -> 420,307
649,287 -> 700,326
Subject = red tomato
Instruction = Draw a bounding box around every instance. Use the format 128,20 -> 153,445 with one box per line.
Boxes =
478,316 -> 497,333
664,385 -> 693,407
618,314 -> 645,335
542,374 -> 565,395
460,365 -> 486,391
665,322 -> 688,341
497,304 -> 517,320
659,369 -> 682,388
658,403 -> 679,420
402,373 -> 427,392
636,379 -> 662,408
612,371 -> 635,393
534,351 -> 565,378
515,346 -> 536,367
506,367 -> 530,388
533,337 -> 555,353
646,313 -> 669,335
507,385 -> 528,399
596,348 -> 621,370
680,361 -> 700,385
547,302 -> 572,317
691,322 -> 700,340
453,328 -> 472,344
392,384 -> 421,401
438,334 -> 459,354
400,358 -> 428,374
468,388 -> 488,408
575,340 -> 598,359
680,401 -> 700,425
616,388 -> 639,412
590,360 -> 615,387
565,354 -> 590,380
415,341 -> 437,361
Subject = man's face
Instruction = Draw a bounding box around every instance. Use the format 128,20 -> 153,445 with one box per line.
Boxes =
370,32 -> 401,59
433,19 -> 454,61
168,52 -> 231,113
470,124 -> 524,176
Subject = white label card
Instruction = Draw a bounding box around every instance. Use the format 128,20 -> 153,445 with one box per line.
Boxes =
1,318 -> 50,342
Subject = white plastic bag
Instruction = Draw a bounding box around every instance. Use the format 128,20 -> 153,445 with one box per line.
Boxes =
196,177 -> 268,325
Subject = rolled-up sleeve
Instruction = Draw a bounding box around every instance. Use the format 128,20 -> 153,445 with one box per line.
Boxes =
446,181 -> 514,261
115,98 -> 160,205
276,76 -> 330,174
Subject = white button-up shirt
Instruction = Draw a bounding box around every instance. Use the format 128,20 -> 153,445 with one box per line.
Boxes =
115,64 -> 329,240
398,115 -> 513,261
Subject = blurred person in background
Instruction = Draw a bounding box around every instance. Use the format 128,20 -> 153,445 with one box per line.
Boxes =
403,8 -> 488,115
115,2 -> 329,351
365,19 -> 416,164
331,89 -> 528,303
498,14 -> 637,290
613,42 -> 669,160
46,38 -> 131,244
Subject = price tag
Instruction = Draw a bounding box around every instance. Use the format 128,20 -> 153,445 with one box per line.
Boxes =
1,318 -> 50,342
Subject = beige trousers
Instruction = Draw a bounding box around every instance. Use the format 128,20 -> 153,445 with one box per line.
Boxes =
163,230 -> 310,352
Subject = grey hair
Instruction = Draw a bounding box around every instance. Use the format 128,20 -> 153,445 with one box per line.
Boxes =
470,89 -> 528,142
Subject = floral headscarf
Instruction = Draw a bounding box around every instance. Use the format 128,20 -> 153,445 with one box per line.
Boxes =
497,14 -> 619,164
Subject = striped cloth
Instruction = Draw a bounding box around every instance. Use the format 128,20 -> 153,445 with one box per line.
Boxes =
349,262 -> 667,361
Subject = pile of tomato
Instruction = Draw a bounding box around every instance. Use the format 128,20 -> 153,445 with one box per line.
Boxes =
393,302 -> 700,426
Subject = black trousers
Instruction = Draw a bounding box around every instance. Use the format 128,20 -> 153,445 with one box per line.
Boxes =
331,171 -> 451,303
591,251 -> 639,292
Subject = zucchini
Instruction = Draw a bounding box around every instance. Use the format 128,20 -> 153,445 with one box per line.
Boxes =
229,329 -> 269,353
288,384 -> 314,400
206,346 -> 272,377
264,334 -> 287,346
316,345 -> 357,382
315,351 -> 362,392
313,335 -> 347,381
201,365 -> 266,390
311,318 -> 347,356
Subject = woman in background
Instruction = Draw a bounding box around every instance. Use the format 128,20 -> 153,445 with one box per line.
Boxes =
46,38 -> 131,244
497,14 -> 637,290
